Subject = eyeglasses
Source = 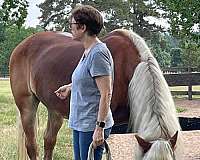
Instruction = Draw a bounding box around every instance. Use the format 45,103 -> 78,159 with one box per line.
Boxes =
69,22 -> 80,29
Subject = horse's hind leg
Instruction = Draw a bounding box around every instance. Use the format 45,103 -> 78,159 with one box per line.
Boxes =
43,110 -> 63,160
18,94 -> 40,160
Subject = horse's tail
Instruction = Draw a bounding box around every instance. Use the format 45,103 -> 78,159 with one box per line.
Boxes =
118,30 -> 183,158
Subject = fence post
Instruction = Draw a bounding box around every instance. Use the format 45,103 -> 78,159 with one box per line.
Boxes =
188,85 -> 192,100
188,67 -> 192,100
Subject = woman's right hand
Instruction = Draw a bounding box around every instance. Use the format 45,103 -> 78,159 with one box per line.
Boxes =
54,84 -> 71,100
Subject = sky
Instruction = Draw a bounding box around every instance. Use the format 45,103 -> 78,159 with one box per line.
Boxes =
25,0 -> 45,27
0,0 -> 44,27
0,0 -> 170,29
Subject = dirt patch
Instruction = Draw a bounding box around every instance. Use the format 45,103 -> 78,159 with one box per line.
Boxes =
106,99 -> 200,160
175,99 -> 200,117
107,131 -> 200,160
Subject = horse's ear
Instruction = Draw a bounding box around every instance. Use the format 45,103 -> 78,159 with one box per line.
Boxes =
170,131 -> 178,151
135,135 -> 152,153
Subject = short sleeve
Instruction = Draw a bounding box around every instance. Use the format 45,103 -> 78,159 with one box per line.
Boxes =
89,51 -> 112,77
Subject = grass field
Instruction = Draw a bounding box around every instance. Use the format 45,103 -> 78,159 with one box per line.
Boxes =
0,80 -> 73,159
0,80 -> 200,159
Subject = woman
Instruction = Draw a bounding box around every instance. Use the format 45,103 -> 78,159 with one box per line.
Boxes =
55,5 -> 114,160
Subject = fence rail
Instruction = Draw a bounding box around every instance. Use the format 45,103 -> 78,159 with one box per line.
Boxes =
162,67 -> 199,74
1,68 -> 200,99
163,72 -> 200,100
164,73 -> 200,86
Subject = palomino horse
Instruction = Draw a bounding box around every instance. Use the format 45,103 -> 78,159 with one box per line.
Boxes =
9,29 -> 182,160
126,31 -> 182,159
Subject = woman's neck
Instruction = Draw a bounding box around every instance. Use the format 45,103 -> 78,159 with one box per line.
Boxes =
82,35 -> 100,50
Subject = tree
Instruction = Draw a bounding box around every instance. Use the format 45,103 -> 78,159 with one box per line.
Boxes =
147,32 -> 171,68
1,0 -> 29,28
181,40 -> 200,69
170,48 -> 182,67
38,0 -> 166,38
156,0 -> 200,43
155,0 -> 200,69
0,26 -> 42,76
0,9 -> 6,42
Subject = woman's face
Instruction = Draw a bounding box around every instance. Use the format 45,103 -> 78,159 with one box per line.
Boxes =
70,18 -> 85,41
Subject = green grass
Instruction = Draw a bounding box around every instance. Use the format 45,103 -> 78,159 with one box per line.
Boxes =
176,107 -> 187,113
0,80 -> 73,159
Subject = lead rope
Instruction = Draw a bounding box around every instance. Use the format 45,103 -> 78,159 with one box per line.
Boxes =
87,140 -> 112,160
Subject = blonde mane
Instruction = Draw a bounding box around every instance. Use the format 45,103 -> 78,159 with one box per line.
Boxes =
143,140 -> 175,160
113,29 -> 183,159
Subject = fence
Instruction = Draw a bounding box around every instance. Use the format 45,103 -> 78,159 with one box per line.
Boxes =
163,67 -> 200,100
0,66 -> 9,78
162,67 -> 199,73
1,66 -> 200,99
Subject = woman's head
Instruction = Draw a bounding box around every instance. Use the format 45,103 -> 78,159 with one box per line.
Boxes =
70,5 -> 103,36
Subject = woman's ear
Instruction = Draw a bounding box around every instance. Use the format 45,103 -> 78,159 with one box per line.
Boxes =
81,24 -> 87,33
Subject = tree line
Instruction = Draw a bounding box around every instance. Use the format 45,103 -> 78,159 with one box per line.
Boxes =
0,0 -> 199,76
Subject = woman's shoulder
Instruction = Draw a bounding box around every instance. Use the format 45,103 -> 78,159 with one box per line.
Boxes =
92,42 -> 110,56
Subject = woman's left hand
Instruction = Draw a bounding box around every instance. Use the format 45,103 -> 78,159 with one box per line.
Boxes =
92,127 -> 104,149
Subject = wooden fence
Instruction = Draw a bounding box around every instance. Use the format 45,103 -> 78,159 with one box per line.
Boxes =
163,67 -> 200,100
162,67 -> 199,73
1,67 -> 200,99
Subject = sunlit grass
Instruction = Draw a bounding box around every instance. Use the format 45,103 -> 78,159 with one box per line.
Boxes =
176,107 -> 187,113
0,80 -> 73,159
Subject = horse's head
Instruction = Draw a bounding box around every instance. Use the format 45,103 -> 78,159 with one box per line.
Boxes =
135,131 -> 178,160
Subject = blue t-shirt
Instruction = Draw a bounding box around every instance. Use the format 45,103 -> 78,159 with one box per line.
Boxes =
69,42 -> 114,132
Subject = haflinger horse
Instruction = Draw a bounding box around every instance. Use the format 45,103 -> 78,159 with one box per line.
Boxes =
126,32 -> 183,159
9,29 -> 182,160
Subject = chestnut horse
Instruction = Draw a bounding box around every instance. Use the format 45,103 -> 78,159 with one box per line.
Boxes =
125,31 -> 183,159
9,29 -> 182,160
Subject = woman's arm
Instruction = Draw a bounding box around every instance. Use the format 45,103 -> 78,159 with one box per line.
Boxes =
92,75 -> 112,148
96,75 -> 112,122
